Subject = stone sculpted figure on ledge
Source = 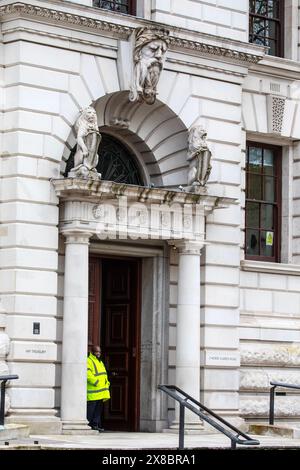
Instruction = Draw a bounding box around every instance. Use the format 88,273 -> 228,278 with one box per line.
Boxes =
129,26 -> 170,105
187,126 -> 212,191
68,106 -> 102,180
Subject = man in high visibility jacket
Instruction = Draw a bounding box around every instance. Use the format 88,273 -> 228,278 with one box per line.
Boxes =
87,344 -> 110,431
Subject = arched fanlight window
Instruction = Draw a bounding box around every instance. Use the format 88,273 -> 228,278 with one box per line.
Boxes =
65,133 -> 144,186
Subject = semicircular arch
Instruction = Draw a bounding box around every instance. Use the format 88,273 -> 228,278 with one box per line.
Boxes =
61,91 -> 189,188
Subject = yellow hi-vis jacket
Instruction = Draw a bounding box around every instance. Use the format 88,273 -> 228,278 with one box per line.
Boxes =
87,353 -> 110,402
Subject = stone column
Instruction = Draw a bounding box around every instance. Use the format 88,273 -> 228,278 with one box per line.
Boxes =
173,240 -> 204,429
60,232 -> 92,433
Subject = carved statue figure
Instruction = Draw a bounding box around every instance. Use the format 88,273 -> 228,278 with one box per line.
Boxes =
129,27 -> 169,105
187,126 -> 212,187
68,106 -> 102,179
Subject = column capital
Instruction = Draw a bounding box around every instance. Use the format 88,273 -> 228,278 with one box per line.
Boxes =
63,231 -> 92,245
171,240 -> 204,255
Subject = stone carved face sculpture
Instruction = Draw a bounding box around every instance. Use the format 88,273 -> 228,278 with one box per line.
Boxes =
188,126 -> 208,158
77,106 -> 99,132
129,27 -> 169,105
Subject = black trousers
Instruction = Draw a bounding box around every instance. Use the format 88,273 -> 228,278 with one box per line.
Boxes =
87,400 -> 103,428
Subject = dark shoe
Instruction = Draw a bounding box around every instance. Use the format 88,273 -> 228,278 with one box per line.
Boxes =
98,428 -> 105,432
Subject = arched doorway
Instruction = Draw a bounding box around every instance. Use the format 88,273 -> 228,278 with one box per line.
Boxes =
68,133 -> 144,431
58,92 -> 190,432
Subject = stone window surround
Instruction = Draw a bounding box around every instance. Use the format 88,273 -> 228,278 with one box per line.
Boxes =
246,136 -> 293,265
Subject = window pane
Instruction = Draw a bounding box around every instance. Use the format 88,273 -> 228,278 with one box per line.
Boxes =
98,0 -> 129,13
265,38 -> 276,56
248,173 -> 262,200
263,176 -> 275,202
253,17 -> 266,36
268,0 -> 279,19
267,20 -> 277,40
248,147 -> 262,172
261,204 -> 273,229
246,143 -> 280,261
249,0 -> 281,56
254,0 -> 267,15
261,230 -> 274,257
246,202 -> 260,228
246,229 -> 260,255
100,1 -> 114,10
263,149 -> 274,175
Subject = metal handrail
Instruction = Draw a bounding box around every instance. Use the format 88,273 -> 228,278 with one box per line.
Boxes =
269,381 -> 300,425
0,375 -> 19,427
158,385 -> 260,450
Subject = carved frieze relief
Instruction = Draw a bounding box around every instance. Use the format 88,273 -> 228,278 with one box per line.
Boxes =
0,3 -> 263,65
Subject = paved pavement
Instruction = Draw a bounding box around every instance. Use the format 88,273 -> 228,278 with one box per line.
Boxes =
0,431 -> 300,450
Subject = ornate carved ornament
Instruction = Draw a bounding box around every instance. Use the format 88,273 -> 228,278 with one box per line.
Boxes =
168,37 -> 263,64
267,95 -> 286,134
68,106 -> 102,180
0,2 -> 131,38
129,26 -> 170,105
0,3 -> 263,65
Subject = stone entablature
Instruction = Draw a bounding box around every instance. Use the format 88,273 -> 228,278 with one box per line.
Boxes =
0,1 -> 265,66
52,178 -> 232,241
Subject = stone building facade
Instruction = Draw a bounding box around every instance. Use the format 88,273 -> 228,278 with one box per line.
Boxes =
0,0 -> 300,433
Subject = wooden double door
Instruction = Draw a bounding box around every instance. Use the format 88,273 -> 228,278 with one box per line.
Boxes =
88,256 -> 141,431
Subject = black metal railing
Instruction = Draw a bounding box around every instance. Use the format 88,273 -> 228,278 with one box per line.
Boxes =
269,381 -> 300,425
158,385 -> 260,450
0,375 -> 19,427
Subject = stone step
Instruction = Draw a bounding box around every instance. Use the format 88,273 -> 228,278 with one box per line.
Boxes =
249,423 -> 300,439
0,424 -> 30,440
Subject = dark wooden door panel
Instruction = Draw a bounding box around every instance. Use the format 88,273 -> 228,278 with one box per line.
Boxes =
104,305 -> 129,348
104,378 -> 128,425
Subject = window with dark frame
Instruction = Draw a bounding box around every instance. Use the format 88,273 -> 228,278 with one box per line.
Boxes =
93,0 -> 136,15
245,143 -> 281,262
249,0 -> 283,57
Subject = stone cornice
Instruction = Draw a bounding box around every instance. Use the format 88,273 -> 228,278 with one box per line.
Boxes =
0,1 -> 265,65
250,55 -> 300,80
168,37 -> 262,65
241,259 -> 300,276
51,177 -> 228,209
0,1 -> 131,38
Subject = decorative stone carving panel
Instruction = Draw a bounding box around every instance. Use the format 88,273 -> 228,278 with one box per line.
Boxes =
267,95 -> 286,134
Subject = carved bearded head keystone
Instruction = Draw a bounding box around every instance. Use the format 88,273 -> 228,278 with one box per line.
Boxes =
129,27 -> 170,105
